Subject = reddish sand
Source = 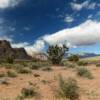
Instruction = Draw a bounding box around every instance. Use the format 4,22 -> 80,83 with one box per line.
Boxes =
0,65 -> 100,100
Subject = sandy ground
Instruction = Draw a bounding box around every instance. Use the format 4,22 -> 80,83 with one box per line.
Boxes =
0,65 -> 100,100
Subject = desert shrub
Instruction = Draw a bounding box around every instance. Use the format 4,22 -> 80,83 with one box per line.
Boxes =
77,60 -> 88,66
30,63 -> 41,70
63,61 -> 76,68
21,87 -> 37,98
68,55 -> 79,62
0,72 -> 6,77
20,62 -> 28,67
41,66 -> 52,71
30,61 -> 52,70
57,76 -> 79,100
7,70 -> 17,78
17,67 -> 31,74
6,56 -> 14,64
96,63 -> 100,67
47,44 -> 69,65
77,67 -> 93,79
16,95 -> 24,100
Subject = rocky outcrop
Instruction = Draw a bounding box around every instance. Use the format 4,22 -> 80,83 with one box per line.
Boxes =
13,48 -> 31,60
0,40 -> 31,60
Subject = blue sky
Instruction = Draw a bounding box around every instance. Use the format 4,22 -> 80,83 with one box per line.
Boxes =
0,0 -> 100,55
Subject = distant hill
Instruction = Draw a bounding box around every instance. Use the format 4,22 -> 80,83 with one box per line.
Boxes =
0,40 -> 31,60
78,52 -> 100,58
65,52 -> 100,59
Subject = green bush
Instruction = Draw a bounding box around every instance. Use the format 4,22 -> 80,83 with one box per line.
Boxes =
63,61 -> 76,68
7,70 -> 17,78
96,63 -> 100,67
30,63 -> 41,70
57,76 -> 79,100
17,67 -> 31,74
77,60 -> 88,66
0,72 -> 6,77
41,66 -> 52,71
21,87 -> 37,98
77,67 -> 93,79
68,55 -> 79,62
6,56 -> 14,64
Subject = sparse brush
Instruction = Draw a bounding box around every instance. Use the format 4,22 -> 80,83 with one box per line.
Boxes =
77,60 -> 88,66
41,66 -> 52,71
56,76 -> 79,100
68,55 -> 79,62
6,56 -> 14,64
0,72 -> 6,77
96,63 -> 100,67
7,70 -> 17,78
76,67 -> 93,79
30,63 -> 40,70
17,85 -> 39,100
17,67 -> 31,74
63,62 -> 76,68
21,87 -> 37,98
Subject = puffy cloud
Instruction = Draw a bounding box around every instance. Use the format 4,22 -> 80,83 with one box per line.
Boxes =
25,19 -> 100,55
88,14 -> 93,19
25,40 -> 45,55
43,20 -> 100,46
11,42 -> 29,48
0,0 -> 22,9
70,0 -> 96,11
64,16 -> 74,23
0,36 -> 13,42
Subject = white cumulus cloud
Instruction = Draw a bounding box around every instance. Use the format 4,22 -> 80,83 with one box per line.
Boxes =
64,16 -> 74,23
43,20 -> 100,46
70,0 -> 96,11
0,0 -> 22,9
24,19 -> 100,55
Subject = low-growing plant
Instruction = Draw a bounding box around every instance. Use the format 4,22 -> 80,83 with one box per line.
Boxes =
17,67 -> 31,74
7,70 -> 17,78
6,56 -> 14,64
30,63 -> 40,70
96,63 -> 100,67
77,60 -> 88,66
0,72 -> 6,77
68,54 -> 79,62
56,76 -> 79,100
21,87 -> 37,98
16,95 -> 24,100
41,66 -> 52,71
77,67 -> 93,79
63,62 -> 76,68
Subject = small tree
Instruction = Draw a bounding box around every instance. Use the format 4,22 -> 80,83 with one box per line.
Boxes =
47,44 -> 69,65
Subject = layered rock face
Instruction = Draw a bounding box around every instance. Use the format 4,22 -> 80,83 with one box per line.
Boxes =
0,40 -> 31,60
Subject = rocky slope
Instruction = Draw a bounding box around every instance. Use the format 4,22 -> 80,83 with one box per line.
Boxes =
0,40 -> 31,60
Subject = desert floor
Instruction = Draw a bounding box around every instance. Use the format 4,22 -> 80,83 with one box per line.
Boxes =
0,65 -> 100,100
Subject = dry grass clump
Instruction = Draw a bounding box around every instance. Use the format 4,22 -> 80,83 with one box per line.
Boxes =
16,84 -> 39,100
56,75 -> 80,100
76,67 -> 93,79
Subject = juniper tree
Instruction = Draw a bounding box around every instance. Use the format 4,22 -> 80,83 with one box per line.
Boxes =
47,44 -> 69,65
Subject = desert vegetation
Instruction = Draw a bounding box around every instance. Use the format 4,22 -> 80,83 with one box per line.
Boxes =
0,42 -> 100,100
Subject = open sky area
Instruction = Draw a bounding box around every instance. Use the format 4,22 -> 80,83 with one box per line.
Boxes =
0,0 -> 100,55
